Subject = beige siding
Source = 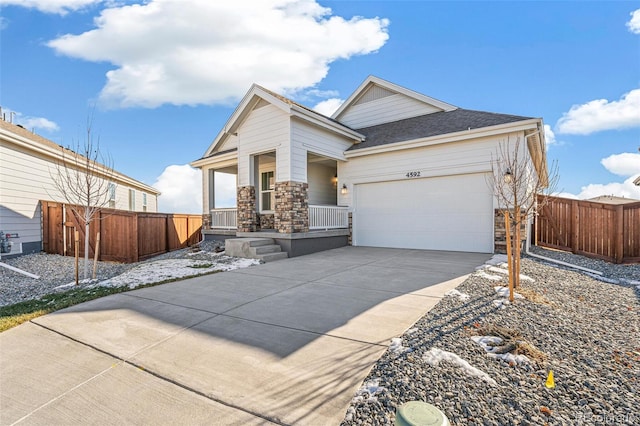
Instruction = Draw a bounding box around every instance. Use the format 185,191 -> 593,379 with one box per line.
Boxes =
339,132 -> 524,207
308,163 -> 337,205
339,93 -> 443,129
237,104 -> 290,186
217,133 -> 238,152
0,140 -> 157,246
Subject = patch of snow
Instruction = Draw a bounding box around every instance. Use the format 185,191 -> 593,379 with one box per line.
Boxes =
493,299 -> 510,309
352,379 -> 386,403
95,256 -> 259,289
585,273 -> 620,284
471,336 -> 531,365
389,337 -> 409,354
494,286 -> 524,299
56,278 -> 98,289
488,266 -> 534,282
484,254 -> 508,266
445,289 -> 470,301
475,271 -> 503,281
487,352 -> 531,365
423,347 -> 497,385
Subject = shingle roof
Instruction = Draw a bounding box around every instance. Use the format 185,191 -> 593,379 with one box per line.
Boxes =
348,108 -> 535,151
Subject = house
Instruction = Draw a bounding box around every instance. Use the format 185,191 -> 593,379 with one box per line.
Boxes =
634,176 -> 640,186
191,76 -> 548,257
587,195 -> 640,205
0,117 -> 160,257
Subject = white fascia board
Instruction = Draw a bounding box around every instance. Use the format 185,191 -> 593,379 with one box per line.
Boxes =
332,75 -> 457,120
1,128 -> 160,195
190,150 -> 238,168
290,107 -> 365,142
344,119 -> 541,158
205,85 -> 292,156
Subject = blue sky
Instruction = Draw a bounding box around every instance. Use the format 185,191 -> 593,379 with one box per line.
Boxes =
1,0 -> 639,213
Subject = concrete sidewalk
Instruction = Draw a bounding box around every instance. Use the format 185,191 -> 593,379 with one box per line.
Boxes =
1,247 -> 490,425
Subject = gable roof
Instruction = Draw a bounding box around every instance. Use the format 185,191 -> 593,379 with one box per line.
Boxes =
347,108 -> 537,151
200,84 -> 365,159
0,119 -> 160,195
332,75 -> 457,121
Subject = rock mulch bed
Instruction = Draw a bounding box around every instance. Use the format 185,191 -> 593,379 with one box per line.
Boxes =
342,251 -> 640,425
0,241 -> 230,307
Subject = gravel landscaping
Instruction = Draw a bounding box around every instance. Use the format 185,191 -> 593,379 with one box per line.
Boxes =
0,240 -> 248,307
342,249 -> 640,425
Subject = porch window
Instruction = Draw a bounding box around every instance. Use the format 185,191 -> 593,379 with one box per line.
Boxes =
129,189 -> 135,211
260,171 -> 275,211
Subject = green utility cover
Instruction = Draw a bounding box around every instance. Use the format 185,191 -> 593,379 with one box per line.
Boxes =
395,401 -> 450,426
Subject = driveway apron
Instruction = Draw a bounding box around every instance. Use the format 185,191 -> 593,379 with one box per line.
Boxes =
0,247 -> 490,425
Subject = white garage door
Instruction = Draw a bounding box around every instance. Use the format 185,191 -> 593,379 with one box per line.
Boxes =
354,173 -> 493,253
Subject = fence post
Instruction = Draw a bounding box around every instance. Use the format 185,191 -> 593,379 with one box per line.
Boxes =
614,204 -> 624,264
132,213 -> 139,263
571,199 -> 579,254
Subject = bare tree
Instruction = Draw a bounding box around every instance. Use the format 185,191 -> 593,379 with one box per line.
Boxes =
50,116 -> 114,281
489,135 -> 559,301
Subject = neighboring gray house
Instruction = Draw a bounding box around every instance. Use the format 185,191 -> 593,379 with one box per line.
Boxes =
191,76 -> 548,257
0,118 -> 160,257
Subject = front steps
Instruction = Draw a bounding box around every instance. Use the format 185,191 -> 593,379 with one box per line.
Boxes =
225,238 -> 288,263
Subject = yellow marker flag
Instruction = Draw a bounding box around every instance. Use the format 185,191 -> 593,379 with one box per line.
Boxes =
545,370 -> 555,388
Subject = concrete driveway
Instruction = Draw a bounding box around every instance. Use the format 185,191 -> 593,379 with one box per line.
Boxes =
0,247 -> 490,425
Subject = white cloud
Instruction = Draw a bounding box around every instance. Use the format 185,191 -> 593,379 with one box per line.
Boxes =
4,108 -> 60,132
556,89 -> 640,135
543,124 -> 556,146
627,9 -> 640,34
601,152 -> 640,177
0,0 -> 102,15
313,98 -> 344,116
153,164 -> 202,214
47,0 -> 390,108
574,175 -> 640,200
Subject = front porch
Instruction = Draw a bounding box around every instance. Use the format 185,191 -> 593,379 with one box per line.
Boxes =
204,205 -> 350,258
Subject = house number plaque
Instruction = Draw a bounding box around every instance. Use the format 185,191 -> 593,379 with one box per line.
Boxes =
405,171 -> 421,178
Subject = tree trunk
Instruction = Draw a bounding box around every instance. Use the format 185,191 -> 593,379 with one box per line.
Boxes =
84,222 -> 90,280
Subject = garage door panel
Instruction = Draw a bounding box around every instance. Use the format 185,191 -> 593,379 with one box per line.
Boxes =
354,174 -> 493,253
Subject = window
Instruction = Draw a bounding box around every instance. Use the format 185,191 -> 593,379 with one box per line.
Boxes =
108,183 -> 116,208
260,171 -> 275,211
129,189 -> 135,211
142,193 -> 147,212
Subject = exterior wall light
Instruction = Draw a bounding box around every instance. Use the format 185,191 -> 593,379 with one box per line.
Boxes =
332,174 -> 338,188
504,168 -> 513,184
341,184 -> 348,195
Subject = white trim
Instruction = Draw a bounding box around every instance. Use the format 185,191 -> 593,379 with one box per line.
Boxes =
332,75 -> 457,120
190,150 -> 238,168
0,126 -> 160,195
344,119 -> 541,158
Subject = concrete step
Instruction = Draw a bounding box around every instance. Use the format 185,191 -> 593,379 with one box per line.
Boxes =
257,252 -> 289,262
225,238 -> 288,262
252,244 -> 282,255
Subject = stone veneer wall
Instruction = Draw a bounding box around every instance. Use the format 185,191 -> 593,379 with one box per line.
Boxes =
274,181 -> 309,233
494,209 -> 528,254
237,186 -> 257,232
202,213 -> 211,230
258,213 -> 275,230
348,212 -> 353,245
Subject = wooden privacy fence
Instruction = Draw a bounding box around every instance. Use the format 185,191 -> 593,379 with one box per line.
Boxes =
535,195 -> 640,264
41,201 -> 203,263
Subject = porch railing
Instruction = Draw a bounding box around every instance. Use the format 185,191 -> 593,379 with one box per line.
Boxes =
210,208 -> 237,229
309,205 -> 349,230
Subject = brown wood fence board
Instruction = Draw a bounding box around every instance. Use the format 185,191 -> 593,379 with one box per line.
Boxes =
40,201 -> 202,263
536,195 -> 640,264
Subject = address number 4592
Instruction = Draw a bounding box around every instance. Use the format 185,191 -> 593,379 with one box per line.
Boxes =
405,171 -> 421,178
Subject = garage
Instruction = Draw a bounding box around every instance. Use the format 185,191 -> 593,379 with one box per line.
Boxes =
353,173 -> 494,253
